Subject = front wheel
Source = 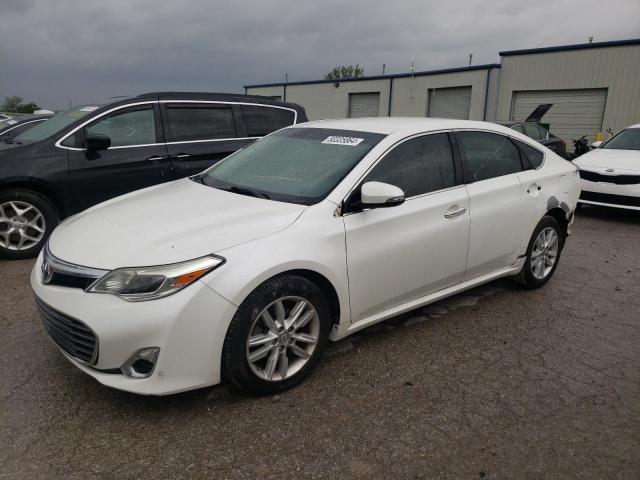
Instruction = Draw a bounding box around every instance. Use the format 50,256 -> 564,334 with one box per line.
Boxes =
516,215 -> 565,289
0,189 -> 59,260
222,274 -> 331,395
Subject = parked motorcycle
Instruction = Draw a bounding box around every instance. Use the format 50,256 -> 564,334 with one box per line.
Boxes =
570,135 -> 590,159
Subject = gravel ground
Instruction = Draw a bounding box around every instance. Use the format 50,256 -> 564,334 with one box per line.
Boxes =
1,206 -> 639,479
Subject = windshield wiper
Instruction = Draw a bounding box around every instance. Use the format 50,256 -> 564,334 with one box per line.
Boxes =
221,185 -> 270,200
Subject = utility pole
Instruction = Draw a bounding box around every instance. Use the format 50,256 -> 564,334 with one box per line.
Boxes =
468,53 -> 473,66
382,63 -> 386,75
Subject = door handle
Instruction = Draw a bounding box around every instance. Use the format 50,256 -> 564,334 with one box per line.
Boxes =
175,154 -> 190,159
145,155 -> 166,161
444,206 -> 467,218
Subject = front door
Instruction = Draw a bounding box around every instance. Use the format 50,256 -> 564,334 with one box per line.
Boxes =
344,132 -> 470,323
67,103 -> 170,213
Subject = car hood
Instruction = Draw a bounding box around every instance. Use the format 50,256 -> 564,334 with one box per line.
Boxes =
48,178 -> 307,269
574,149 -> 640,173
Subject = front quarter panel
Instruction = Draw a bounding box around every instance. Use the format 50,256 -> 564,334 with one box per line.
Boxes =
200,200 -> 351,335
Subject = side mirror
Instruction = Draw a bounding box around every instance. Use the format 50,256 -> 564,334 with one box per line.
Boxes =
591,140 -> 602,148
361,181 -> 405,208
85,134 -> 111,151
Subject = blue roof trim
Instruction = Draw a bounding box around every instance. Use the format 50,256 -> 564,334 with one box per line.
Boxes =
500,38 -> 640,57
244,63 -> 501,89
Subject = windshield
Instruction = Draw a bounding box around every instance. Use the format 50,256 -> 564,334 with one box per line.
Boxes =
198,127 -> 386,205
12,106 -> 99,144
602,128 -> 640,151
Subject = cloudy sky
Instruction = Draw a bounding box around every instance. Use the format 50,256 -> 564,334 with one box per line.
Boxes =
1,0 -> 638,110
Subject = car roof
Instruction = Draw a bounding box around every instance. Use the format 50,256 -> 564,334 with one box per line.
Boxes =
133,91 -> 305,111
292,117 -> 517,136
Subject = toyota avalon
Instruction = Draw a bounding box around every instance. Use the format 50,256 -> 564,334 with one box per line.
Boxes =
31,118 -> 580,395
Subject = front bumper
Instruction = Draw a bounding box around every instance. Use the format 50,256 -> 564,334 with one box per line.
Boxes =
579,178 -> 640,211
31,254 -> 238,395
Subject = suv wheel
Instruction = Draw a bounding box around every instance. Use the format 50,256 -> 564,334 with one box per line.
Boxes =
0,189 -> 59,260
222,274 -> 331,395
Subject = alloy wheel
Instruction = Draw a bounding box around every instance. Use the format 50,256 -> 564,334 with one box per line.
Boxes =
246,296 -> 320,382
531,227 -> 559,280
0,201 -> 46,251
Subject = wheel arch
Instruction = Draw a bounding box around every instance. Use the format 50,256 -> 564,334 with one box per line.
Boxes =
0,179 -> 66,218
545,207 -> 569,240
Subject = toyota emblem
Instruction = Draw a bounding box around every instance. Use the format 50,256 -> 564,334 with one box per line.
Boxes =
41,258 -> 53,284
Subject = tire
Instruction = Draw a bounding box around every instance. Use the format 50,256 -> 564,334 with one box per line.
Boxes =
222,274 -> 332,395
515,215 -> 565,289
0,189 -> 59,260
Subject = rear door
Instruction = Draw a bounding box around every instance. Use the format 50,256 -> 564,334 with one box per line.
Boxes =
455,130 -> 533,279
66,103 -> 171,212
162,101 -> 248,179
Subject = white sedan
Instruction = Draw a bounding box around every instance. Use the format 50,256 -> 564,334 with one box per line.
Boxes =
31,118 -> 580,395
575,124 -> 640,210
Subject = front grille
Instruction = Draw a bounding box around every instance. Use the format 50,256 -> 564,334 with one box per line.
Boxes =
41,243 -> 107,290
35,297 -> 98,364
580,191 -> 640,208
579,169 -> 640,185
47,272 -> 96,290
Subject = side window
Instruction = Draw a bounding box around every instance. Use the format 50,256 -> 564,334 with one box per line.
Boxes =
241,105 -> 296,137
514,139 -> 544,169
364,133 -> 456,198
457,131 -> 522,181
511,124 -> 525,134
85,107 -> 156,147
166,104 -> 236,142
524,124 -> 543,141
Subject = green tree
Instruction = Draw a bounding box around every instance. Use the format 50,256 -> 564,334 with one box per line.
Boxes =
3,95 -> 23,112
324,65 -> 365,80
16,102 -> 40,114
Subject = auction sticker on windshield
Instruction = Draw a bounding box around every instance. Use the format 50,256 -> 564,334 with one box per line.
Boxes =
322,136 -> 364,146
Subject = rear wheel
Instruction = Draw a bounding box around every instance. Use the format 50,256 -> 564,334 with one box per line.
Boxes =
0,189 -> 59,260
222,274 -> 331,395
516,215 -> 564,289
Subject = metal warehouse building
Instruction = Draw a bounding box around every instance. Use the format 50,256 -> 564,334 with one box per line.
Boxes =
245,38 -> 640,147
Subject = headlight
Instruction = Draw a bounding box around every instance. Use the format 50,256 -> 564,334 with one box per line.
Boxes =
87,255 -> 224,301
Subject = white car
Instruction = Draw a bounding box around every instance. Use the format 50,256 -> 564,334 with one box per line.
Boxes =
574,125 -> 640,210
31,118 -> 580,396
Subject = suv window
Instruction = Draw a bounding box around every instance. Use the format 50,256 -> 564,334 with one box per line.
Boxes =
511,124 -> 525,134
457,131 -> 522,181
85,107 -> 156,147
166,104 -> 236,142
364,133 -> 456,198
241,105 -> 296,137
513,139 -> 544,169
524,124 -> 543,141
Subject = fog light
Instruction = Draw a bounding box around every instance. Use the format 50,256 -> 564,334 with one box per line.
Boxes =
121,347 -> 160,378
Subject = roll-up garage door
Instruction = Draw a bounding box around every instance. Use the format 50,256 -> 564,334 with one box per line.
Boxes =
348,92 -> 380,118
511,89 -> 607,149
427,87 -> 472,120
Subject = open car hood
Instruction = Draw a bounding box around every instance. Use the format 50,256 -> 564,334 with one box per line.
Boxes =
525,104 -> 553,123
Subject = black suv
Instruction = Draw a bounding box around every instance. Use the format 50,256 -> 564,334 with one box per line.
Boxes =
0,92 -> 307,259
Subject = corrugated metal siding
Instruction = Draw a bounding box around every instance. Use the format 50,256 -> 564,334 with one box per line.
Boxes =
511,89 -> 607,149
427,87 -> 472,119
348,92 -> 381,118
496,45 -> 640,140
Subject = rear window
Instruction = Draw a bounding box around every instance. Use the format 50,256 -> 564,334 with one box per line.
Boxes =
166,105 -> 236,142
241,105 -> 296,137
